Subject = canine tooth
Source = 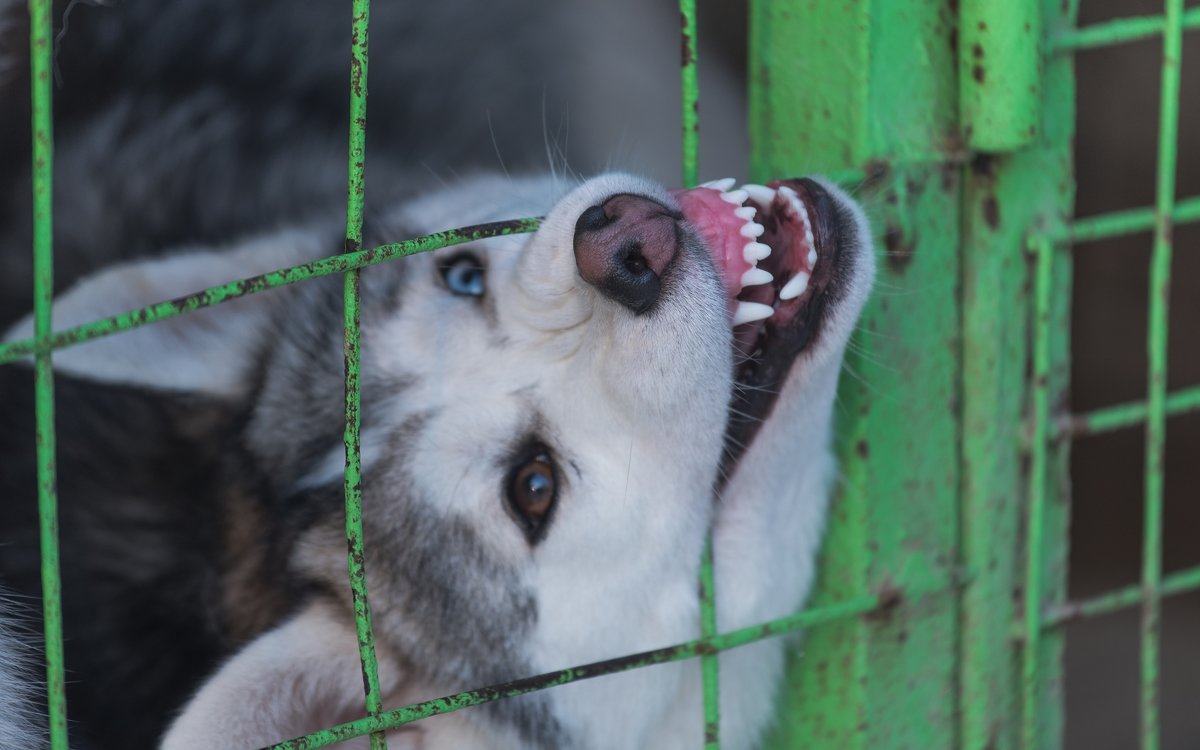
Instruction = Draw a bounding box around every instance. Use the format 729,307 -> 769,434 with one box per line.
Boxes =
739,221 -> 765,239
779,185 -> 802,211
742,184 -> 776,207
740,267 -> 774,288
734,206 -> 757,221
744,241 -> 772,262
779,270 -> 810,300
720,189 -> 749,205
780,185 -> 818,251
702,177 -> 737,191
807,247 -> 818,267
733,301 -> 774,326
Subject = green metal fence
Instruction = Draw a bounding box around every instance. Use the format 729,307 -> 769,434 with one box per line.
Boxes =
9,0 -> 1199,748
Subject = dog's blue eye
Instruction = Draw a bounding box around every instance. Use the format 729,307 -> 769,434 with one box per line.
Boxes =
439,253 -> 486,297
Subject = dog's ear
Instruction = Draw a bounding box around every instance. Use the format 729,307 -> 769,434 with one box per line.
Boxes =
161,601 -> 417,750
3,231 -> 323,400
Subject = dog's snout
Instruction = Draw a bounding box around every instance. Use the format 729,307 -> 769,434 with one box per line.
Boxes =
573,194 -> 680,314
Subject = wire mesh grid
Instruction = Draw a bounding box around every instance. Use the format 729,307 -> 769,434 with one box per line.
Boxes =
10,0 -> 1200,748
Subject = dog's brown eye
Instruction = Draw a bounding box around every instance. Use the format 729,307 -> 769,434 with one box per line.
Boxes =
506,452 -> 557,539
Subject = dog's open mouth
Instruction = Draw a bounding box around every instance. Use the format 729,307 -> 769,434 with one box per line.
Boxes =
673,177 -> 843,473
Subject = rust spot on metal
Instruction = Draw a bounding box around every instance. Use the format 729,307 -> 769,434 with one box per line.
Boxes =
972,64 -> 985,84
863,159 -> 890,183
865,580 -> 904,622
970,153 -> 996,178
940,162 -> 957,192
680,13 -> 695,67
972,43 -> 984,59
884,223 -> 916,271
856,439 -> 869,459
982,195 -> 1001,229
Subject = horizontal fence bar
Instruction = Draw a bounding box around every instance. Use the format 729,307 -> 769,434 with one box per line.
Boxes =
1062,385 -> 1200,437
267,580 -> 953,750
0,219 -> 541,365
1063,193 -> 1200,244
1041,564 -> 1200,629
1051,7 -> 1200,52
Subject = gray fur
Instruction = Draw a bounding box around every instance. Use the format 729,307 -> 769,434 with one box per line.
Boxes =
0,0 -> 573,326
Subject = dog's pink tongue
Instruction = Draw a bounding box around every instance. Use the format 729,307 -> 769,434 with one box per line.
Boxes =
671,187 -> 751,301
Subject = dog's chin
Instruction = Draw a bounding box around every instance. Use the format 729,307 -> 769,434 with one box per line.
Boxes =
673,177 -> 861,479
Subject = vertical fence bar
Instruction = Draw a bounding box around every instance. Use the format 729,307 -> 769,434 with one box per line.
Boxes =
1141,1 -> 1183,748
679,1 -> 718,745
680,0 -> 699,189
343,1 -> 386,748
1022,237 -> 1053,750
28,0 -> 68,747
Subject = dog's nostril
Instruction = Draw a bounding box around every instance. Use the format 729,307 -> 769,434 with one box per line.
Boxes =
573,194 -> 680,315
576,204 -> 611,233
621,243 -> 648,275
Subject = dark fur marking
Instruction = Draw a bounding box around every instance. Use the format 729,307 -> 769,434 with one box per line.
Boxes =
0,368 -> 253,748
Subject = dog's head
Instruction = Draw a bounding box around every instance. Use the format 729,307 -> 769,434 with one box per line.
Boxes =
239,171 -> 872,747
18,170 -> 873,748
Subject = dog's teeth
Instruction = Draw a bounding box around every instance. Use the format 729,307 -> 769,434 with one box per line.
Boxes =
780,185 -> 818,253
720,189 -> 749,205
742,184 -> 776,207
779,185 -> 803,213
740,267 -> 774,288
807,247 -> 818,267
744,241 -> 772,262
702,177 -> 737,191
739,221 -> 765,239
734,206 -> 757,221
733,301 -> 774,326
779,270 -> 810,300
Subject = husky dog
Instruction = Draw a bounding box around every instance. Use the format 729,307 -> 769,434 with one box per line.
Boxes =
0,2 -> 874,749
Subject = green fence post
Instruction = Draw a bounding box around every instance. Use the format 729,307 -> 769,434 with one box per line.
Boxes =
959,0 -> 1042,151
958,0 -> 1074,748
751,2 -> 962,747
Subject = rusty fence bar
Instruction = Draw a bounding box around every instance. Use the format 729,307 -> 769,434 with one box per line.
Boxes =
27,0 -> 69,747
1139,0 -> 1184,747
0,220 -> 542,365
677,0 -> 721,746
340,0 -> 387,748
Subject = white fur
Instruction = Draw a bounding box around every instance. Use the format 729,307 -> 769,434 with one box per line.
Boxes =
0,595 -> 47,750
29,173 -> 872,749
3,227 -> 327,398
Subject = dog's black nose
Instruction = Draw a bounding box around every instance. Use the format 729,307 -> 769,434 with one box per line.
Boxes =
573,194 -> 680,314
